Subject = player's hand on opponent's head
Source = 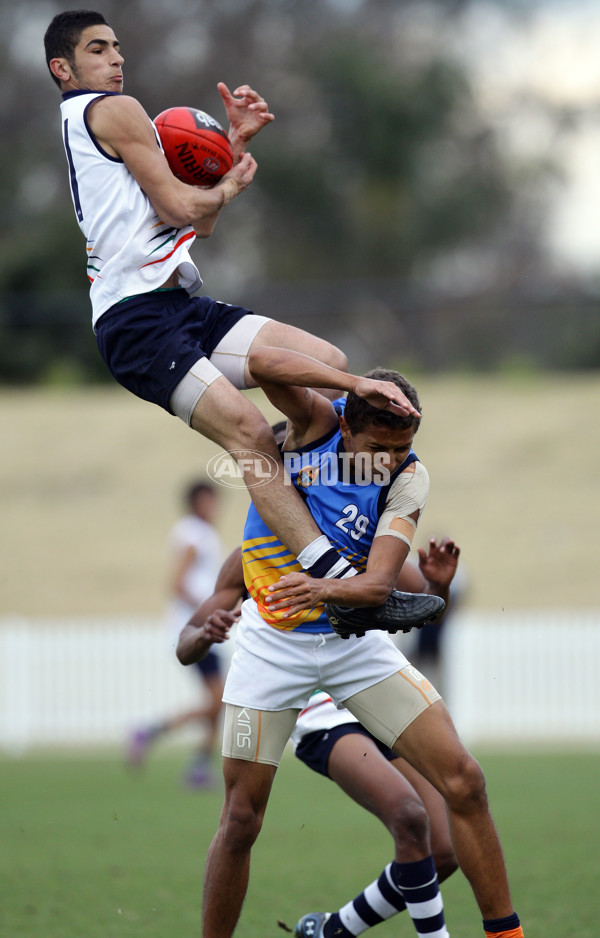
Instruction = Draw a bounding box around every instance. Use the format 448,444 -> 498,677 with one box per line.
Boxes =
352,378 -> 421,418
416,537 -> 460,589
217,81 -> 274,143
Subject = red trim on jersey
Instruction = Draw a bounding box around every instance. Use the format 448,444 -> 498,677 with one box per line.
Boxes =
139,231 -> 195,269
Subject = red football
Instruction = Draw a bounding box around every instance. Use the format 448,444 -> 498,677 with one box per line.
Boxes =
154,106 -> 234,187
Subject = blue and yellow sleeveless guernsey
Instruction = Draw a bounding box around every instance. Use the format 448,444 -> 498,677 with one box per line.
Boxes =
242,414 -> 420,634
60,91 -> 202,327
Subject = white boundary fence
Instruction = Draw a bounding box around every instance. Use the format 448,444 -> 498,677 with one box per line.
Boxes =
1,611 -> 599,751
442,610 -> 600,743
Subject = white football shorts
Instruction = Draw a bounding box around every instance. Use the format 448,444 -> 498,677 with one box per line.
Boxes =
223,597 -> 410,712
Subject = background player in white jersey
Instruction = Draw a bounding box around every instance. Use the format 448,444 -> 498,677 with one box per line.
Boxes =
190,348 -> 524,938
176,526 -> 461,937
127,480 -> 225,787
43,11 -> 431,618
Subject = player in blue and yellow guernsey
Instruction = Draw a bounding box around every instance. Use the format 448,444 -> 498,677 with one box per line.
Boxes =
203,347 -> 525,938
241,406 -> 421,632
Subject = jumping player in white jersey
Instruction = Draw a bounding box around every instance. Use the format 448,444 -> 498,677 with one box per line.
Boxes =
44,10 -> 434,631
177,349 -> 525,938
176,520 -> 461,937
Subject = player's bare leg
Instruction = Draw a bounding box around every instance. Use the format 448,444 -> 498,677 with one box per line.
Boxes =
327,733 -> 433,865
190,376 -> 325,557
243,319 -> 348,401
393,700 -> 517,922
391,754 -> 457,881
329,734 -> 457,881
202,757 -> 276,938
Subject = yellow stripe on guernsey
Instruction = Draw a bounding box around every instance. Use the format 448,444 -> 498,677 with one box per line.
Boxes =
241,535 -> 325,631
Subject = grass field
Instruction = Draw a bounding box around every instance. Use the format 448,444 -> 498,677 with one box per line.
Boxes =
2,747 -> 599,937
2,373 -> 600,617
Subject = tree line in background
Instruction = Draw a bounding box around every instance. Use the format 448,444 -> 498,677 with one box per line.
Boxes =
1,0 -> 598,383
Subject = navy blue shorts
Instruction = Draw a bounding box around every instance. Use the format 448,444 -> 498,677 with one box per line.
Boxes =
95,289 -> 252,413
294,723 -> 397,779
194,650 -> 221,680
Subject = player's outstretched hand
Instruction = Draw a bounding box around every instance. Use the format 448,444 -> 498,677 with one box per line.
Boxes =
218,81 -> 274,145
417,537 -> 460,591
199,608 -> 239,644
352,377 -> 421,418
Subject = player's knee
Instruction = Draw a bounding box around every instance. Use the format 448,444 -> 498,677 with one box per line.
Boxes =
387,795 -> 430,851
222,407 -> 273,454
220,797 -> 264,852
443,753 -> 488,813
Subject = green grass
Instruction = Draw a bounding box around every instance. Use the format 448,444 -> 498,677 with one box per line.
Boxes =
2,748 -> 599,937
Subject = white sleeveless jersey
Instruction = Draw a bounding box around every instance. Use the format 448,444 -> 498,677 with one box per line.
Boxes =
60,91 -> 203,326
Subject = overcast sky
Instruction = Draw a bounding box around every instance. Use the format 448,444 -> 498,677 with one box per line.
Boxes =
445,0 -> 600,276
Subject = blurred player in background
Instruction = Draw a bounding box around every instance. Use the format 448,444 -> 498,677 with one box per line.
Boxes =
44,10 -> 428,617
176,529 -> 460,937
128,480 -> 224,787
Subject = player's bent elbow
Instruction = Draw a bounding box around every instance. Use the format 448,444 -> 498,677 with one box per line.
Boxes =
175,642 -> 192,666
369,583 -> 395,606
175,629 -> 195,666
154,204 -> 194,229
353,576 -> 394,607
193,218 -> 219,238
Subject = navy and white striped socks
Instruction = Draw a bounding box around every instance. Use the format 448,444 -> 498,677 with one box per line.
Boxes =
322,856 -> 448,938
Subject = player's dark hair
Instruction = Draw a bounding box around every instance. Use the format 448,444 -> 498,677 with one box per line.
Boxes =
344,368 -> 421,434
44,10 -> 110,88
184,480 -> 217,510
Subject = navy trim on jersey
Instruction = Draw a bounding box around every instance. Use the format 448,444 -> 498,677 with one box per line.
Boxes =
62,89 -> 121,100
62,91 -> 124,162
83,97 -> 123,162
63,119 -> 83,222
376,450 -> 418,515
283,422 -> 340,456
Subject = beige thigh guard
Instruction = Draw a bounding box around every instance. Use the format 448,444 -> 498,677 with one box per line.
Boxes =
169,356 -> 222,425
342,665 -> 441,749
222,705 -> 299,767
209,315 -> 271,389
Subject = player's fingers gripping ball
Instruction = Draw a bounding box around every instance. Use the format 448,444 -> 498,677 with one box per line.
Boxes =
154,107 -> 234,187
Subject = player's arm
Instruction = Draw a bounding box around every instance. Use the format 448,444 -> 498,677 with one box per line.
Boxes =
86,94 -> 256,235
176,547 -> 245,665
265,464 -> 429,616
248,346 -> 421,435
264,517 -> 417,616
217,82 -> 274,162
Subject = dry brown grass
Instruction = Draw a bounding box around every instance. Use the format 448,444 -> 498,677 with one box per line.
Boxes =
1,373 -> 598,616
